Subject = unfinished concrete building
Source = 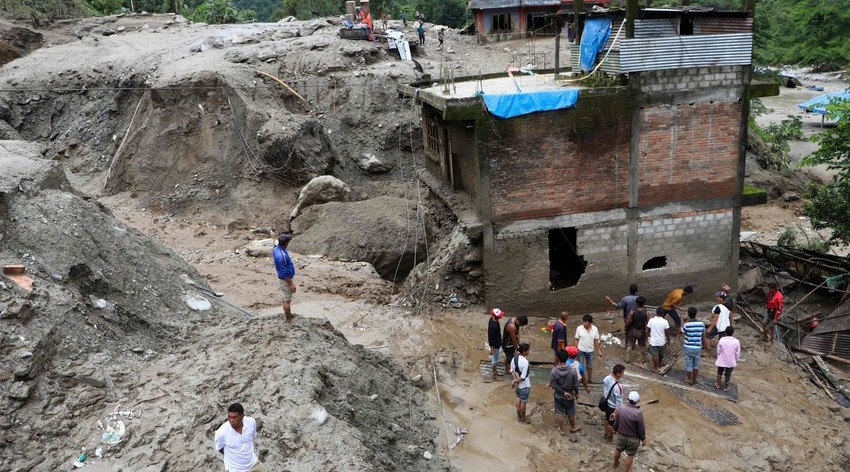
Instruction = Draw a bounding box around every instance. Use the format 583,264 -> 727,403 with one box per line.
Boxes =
404,2 -> 776,315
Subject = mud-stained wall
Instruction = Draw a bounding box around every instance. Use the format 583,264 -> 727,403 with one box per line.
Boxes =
481,93 -> 632,223
448,121 -> 478,198
484,207 -> 736,315
638,102 -> 741,206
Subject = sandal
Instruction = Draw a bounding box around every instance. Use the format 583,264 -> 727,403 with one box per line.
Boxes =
714,383 -> 721,389
570,427 -> 582,433
723,385 -> 730,392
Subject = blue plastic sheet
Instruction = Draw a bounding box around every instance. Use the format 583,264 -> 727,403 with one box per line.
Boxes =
481,89 -> 580,119
580,17 -> 612,73
797,91 -> 850,115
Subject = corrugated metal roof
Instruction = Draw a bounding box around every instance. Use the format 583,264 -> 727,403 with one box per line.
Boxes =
801,332 -> 850,360
469,0 -> 521,8
694,17 -> 753,35
618,33 -> 752,72
569,44 -> 621,74
523,0 -> 561,6
635,18 -> 679,38
811,298 -> 850,335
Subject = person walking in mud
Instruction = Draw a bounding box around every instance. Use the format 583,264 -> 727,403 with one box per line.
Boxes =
612,391 -> 646,472
602,364 -> 625,441
487,308 -> 504,381
605,283 -> 639,320
715,326 -> 741,391
502,315 -> 528,374
550,349 -> 581,438
661,285 -> 693,335
763,282 -> 783,344
623,296 -> 648,364
417,21 -> 425,46
273,232 -> 296,322
646,308 -> 669,373
681,307 -> 708,385
510,343 -> 532,424
214,403 -> 268,472
574,314 -> 603,383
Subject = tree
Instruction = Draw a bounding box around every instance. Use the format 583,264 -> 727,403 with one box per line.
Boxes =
802,100 -> 850,245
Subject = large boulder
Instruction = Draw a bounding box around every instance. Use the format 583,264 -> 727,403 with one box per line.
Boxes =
257,115 -> 334,185
289,196 -> 430,280
299,19 -> 328,37
290,175 -> 351,220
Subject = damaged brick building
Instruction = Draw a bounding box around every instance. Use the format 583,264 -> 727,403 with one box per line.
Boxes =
403,1 -> 777,315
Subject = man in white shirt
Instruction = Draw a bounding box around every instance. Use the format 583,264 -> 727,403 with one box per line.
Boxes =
646,308 -> 670,374
214,403 -> 268,472
510,343 -> 532,424
574,314 -> 603,383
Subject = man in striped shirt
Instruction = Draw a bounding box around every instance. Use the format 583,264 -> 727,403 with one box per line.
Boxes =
681,307 -> 708,385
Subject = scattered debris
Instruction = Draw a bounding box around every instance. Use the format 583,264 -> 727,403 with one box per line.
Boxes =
449,426 -> 468,449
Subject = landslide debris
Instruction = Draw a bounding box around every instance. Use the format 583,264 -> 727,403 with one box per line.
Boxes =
0,151 -> 449,471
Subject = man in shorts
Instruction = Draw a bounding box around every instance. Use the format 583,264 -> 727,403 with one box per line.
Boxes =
661,285 -> 693,336
612,391 -> 647,472
510,343 -> 532,423
646,308 -> 669,373
273,232 -> 296,322
624,296 -> 648,364
574,314 -> 603,383
550,349 -> 580,438
763,282 -> 783,344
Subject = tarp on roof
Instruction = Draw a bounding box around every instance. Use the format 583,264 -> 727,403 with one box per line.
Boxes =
798,91 -> 850,115
480,89 -> 579,119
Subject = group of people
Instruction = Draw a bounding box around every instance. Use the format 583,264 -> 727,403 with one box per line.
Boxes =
485,280 -> 778,470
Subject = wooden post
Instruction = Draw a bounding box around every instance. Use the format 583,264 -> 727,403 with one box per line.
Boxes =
554,16 -> 561,75
574,0 -> 584,44
626,0 -> 639,39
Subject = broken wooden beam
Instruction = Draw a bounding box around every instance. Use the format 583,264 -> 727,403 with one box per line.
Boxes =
812,355 -> 850,400
791,346 -> 850,366
802,363 -> 835,400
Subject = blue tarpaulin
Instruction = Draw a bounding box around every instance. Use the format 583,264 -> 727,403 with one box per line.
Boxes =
580,17 -> 612,73
798,91 -> 850,115
481,89 -> 580,119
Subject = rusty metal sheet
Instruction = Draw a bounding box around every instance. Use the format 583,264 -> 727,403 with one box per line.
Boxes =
801,333 -> 850,360
694,17 -> 753,35
619,33 -> 752,72
635,18 -> 679,38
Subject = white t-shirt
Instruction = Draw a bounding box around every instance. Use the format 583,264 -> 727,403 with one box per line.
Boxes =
214,416 -> 259,472
647,316 -> 670,346
713,304 -> 731,333
574,324 -> 600,353
510,354 -> 531,389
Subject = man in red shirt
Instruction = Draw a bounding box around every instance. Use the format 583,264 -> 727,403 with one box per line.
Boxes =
762,282 -> 783,344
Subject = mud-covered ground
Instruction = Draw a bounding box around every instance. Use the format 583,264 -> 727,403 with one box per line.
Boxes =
1,12 -> 849,472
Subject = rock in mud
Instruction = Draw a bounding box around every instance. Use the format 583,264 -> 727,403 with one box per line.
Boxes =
298,19 -> 328,37
356,153 -> 394,174
244,238 -> 275,257
290,175 -> 351,220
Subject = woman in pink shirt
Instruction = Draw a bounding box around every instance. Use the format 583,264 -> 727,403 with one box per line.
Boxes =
715,326 -> 741,391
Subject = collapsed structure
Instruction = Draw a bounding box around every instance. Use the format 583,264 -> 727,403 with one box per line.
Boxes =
405,1 -> 777,314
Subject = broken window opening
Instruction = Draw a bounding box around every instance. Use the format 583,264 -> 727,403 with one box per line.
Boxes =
492,14 -> 512,33
549,228 -> 587,290
642,256 -> 668,271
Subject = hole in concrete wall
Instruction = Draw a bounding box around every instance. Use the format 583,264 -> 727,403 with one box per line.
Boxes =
549,228 -> 586,290
642,256 -> 668,271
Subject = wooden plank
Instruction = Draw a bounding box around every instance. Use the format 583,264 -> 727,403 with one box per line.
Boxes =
813,355 -> 850,400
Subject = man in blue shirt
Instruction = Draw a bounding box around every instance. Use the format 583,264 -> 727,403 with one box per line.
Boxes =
273,232 -> 296,322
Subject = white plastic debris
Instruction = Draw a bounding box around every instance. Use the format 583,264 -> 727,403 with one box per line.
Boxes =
185,294 -> 212,311
310,406 -> 329,425
600,333 -> 624,347
423,451 -> 433,460
94,446 -> 103,459
92,299 -> 108,309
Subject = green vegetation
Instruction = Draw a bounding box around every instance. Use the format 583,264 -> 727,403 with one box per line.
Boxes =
747,99 -> 802,171
777,226 -> 831,253
802,100 -> 850,246
755,0 -> 850,71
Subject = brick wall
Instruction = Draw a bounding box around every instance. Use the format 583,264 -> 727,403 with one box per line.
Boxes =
638,101 -> 740,206
482,95 -> 631,223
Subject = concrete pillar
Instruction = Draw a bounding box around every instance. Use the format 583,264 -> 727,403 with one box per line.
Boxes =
345,1 -> 355,16
361,0 -> 370,15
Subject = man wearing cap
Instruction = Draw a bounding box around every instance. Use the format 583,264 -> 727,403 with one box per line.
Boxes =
551,311 -> 569,361
565,346 -> 591,394
612,391 -> 646,472
487,308 -> 504,381
273,232 -> 296,322
706,291 -> 732,344
510,343 -> 532,424
502,315 -> 528,375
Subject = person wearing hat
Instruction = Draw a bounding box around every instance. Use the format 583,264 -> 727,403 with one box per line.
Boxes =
487,308 -> 504,381
273,232 -> 296,322
612,391 -> 646,472
706,291 -> 732,344
565,346 -> 591,394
